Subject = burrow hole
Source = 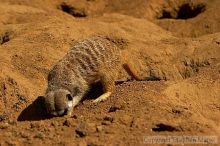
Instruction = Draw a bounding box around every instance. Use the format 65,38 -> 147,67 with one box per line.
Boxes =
58,3 -> 87,18
159,3 -> 206,19
152,123 -> 179,132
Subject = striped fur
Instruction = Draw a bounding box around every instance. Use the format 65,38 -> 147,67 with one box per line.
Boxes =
44,36 -> 122,116
47,36 -> 121,92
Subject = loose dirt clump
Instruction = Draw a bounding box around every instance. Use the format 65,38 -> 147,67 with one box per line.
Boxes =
0,76 -> 28,121
0,29 -> 13,45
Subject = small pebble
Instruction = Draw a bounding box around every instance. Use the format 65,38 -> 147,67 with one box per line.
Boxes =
96,125 -> 103,132
0,123 -> 10,129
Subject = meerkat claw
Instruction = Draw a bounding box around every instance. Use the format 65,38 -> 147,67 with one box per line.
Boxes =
93,92 -> 112,103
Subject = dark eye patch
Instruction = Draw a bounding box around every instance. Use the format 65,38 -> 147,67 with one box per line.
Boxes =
66,94 -> 73,101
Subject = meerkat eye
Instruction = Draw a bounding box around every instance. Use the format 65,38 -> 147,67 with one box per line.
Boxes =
66,94 -> 73,101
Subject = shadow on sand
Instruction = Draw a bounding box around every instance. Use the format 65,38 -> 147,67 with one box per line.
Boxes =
17,81 -> 125,121
17,96 -> 51,121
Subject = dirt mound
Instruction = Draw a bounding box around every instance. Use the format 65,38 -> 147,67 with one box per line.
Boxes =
152,0 -> 220,37
0,0 -> 219,145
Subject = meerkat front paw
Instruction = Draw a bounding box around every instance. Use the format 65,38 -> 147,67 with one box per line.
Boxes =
93,92 -> 112,103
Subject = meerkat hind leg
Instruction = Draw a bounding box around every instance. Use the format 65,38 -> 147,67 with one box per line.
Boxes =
93,72 -> 115,103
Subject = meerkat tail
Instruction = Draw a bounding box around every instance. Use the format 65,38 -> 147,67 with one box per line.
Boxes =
123,63 -> 144,81
93,92 -> 112,103
122,51 -> 144,81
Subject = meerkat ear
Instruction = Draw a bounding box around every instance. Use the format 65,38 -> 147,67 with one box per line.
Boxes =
66,94 -> 73,101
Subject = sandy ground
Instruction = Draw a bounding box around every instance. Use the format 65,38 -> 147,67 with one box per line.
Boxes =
0,0 -> 220,145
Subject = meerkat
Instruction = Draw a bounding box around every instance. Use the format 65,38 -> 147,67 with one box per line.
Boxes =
43,36 -> 143,117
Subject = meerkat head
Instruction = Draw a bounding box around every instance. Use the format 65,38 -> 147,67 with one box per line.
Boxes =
44,89 -> 73,117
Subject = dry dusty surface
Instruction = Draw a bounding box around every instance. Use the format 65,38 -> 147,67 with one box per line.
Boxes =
0,0 -> 220,146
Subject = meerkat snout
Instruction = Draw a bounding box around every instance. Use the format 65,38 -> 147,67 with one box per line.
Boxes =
44,89 -> 74,116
